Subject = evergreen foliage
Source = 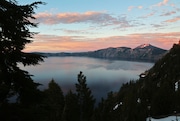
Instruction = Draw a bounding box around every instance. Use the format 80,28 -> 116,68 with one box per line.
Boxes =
76,71 -> 95,121
43,79 -> 65,121
1,1 -> 180,120
143,44 -> 180,117
93,92 -> 119,121
62,90 -> 80,121
92,43 -> 180,121
0,0 -> 44,104
0,0 -> 45,120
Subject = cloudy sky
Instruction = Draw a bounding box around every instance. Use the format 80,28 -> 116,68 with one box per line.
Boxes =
19,0 -> 180,52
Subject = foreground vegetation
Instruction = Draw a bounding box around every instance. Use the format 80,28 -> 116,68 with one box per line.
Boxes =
1,43 -> 180,121
1,0 -> 180,121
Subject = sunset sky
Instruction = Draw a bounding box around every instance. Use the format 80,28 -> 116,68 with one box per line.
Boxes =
19,0 -> 180,52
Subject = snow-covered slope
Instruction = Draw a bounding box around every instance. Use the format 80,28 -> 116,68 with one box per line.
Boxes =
147,116 -> 180,121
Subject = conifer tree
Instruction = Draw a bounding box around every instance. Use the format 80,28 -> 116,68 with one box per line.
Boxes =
43,79 -> 65,121
75,71 -> 95,121
62,90 -> 80,121
0,0 -> 44,104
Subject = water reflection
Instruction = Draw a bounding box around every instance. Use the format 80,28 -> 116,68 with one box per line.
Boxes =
19,57 -> 153,102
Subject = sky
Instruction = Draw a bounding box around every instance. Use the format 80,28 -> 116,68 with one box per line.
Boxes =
18,0 -> 180,52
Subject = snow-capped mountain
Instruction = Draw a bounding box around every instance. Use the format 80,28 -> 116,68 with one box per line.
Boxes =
135,43 -> 151,49
83,44 -> 167,62
134,44 -> 163,50
38,44 -> 167,62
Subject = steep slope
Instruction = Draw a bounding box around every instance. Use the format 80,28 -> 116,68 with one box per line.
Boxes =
141,43 -> 180,117
108,44 -> 180,121
144,43 -> 180,84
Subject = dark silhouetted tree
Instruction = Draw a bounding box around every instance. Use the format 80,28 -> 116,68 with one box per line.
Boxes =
76,71 -> 95,121
62,90 -> 80,121
93,91 -> 118,121
0,0 -> 45,120
0,0 -> 44,105
43,79 -> 65,121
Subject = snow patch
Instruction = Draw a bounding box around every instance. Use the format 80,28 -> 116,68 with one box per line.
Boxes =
136,44 -> 151,49
146,116 -> 180,121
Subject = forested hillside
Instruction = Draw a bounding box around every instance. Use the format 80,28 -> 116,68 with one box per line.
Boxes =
1,43 -> 179,121
1,0 -> 180,121
97,43 -> 180,121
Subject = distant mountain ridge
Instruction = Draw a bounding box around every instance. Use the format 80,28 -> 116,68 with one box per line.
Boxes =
36,44 -> 167,62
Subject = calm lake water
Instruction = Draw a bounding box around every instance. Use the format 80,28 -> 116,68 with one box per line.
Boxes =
20,57 -> 153,101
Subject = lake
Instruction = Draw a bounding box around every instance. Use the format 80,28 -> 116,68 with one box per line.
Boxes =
19,57 -> 153,102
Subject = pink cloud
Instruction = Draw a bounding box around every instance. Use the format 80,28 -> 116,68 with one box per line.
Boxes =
138,6 -> 143,9
34,11 -> 128,27
165,17 -> 180,23
128,6 -> 143,11
59,28 -> 97,35
153,0 -> 169,7
24,32 -> 180,52
128,6 -> 134,11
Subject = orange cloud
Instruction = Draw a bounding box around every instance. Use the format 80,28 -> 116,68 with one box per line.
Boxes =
24,32 -> 180,52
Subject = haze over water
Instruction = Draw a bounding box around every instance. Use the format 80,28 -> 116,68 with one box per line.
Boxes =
20,57 -> 153,101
